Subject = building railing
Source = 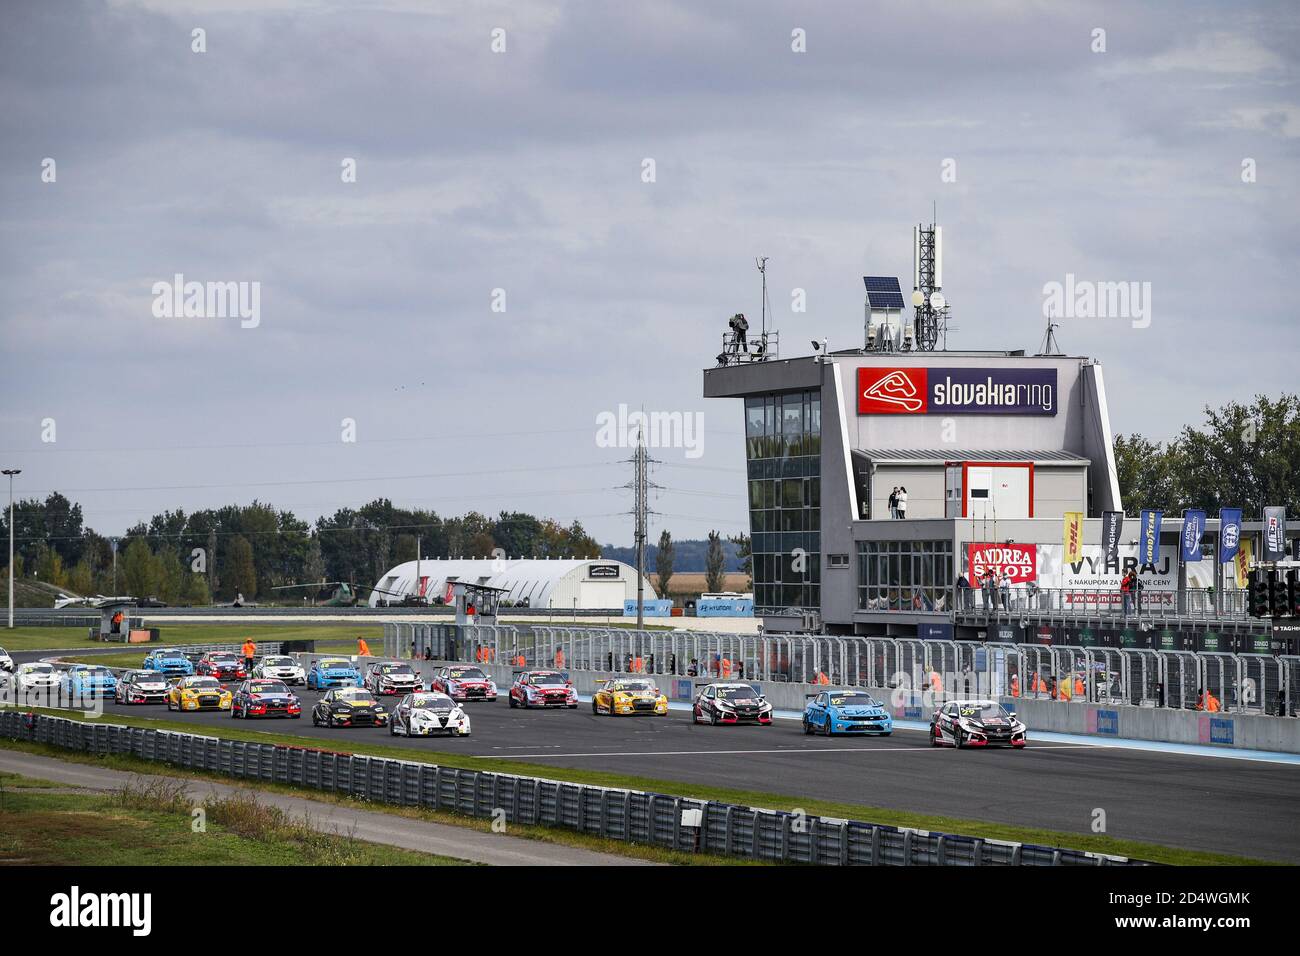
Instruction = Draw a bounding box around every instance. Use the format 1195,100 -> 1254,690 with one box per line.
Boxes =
384,623 -> 1299,718
0,710 -> 1150,866
861,585 -> 1254,623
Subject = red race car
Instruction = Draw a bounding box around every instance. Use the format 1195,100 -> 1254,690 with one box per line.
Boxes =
430,664 -> 498,702
196,651 -> 247,681
508,669 -> 578,709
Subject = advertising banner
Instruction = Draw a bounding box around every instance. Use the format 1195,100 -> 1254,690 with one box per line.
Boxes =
1063,511 -> 1084,564
1101,511 -> 1124,563
966,543 -> 1037,584
623,599 -> 672,618
1263,506 -> 1287,560
1139,509 -> 1163,565
1217,507 -> 1243,564
856,366 -> 1057,416
1036,543 -> 1212,609
1235,538 -> 1252,589
1180,509 -> 1206,562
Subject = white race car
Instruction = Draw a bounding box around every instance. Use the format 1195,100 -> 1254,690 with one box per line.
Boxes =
364,660 -> 424,696
0,646 -> 13,672
12,662 -> 62,695
253,654 -> 306,685
389,691 -> 471,737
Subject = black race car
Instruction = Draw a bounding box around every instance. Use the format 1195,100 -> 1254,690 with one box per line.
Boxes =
311,687 -> 389,727
231,678 -> 302,719
692,682 -> 773,725
930,699 -> 1027,748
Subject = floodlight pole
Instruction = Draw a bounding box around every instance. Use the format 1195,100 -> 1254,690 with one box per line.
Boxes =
3,469 -> 20,629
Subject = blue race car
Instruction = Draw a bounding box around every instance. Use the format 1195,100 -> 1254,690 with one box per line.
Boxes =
306,656 -> 364,690
142,647 -> 195,677
802,689 -> 893,736
60,663 -> 119,699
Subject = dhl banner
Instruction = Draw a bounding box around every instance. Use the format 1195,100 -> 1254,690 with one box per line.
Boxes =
1235,538 -> 1252,589
1063,511 -> 1084,564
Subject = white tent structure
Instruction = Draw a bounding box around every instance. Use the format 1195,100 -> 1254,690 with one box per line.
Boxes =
369,557 -> 655,610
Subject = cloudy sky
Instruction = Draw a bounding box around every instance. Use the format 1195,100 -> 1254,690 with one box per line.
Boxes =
1,0 -> 1296,546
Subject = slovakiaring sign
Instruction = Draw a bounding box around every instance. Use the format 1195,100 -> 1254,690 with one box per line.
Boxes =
1036,543 -> 1213,607
967,543 -> 1037,583
857,367 -> 1057,416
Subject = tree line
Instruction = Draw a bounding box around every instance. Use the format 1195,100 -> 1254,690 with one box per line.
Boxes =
1113,394 -> 1300,518
0,497 -> 599,604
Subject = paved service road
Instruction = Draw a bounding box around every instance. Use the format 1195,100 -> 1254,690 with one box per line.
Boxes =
22,676 -> 1299,864
0,750 -> 655,866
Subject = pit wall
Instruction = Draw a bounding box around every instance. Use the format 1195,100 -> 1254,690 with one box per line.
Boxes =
295,654 -> 1300,754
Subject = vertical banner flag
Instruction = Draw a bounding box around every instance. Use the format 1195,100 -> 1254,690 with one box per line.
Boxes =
1180,509 -> 1206,562
1263,506 -> 1287,560
1218,508 -> 1242,564
1235,539 -> 1252,589
1101,511 -> 1124,563
1139,509 -> 1163,565
1063,511 -> 1084,564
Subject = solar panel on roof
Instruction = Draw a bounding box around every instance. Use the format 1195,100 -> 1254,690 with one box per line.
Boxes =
863,276 -> 902,294
866,291 -> 906,309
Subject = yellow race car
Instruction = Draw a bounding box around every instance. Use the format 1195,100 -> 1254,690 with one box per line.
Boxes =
166,675 -> 233,712
591,677 -> 669,716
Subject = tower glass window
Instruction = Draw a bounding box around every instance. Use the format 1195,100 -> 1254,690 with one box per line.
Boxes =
744,391 -> 820,615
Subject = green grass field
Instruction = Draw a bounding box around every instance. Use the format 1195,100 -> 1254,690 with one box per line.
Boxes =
0,772 -> 470,866
0,704 -> 1267,866
0,624 -> 381,654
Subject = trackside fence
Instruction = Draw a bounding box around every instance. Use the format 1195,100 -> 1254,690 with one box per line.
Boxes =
0,711 -> 1150,867
384,624 -> 1299,717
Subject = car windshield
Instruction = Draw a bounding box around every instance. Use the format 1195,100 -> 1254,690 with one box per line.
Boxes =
320,659 -> 350,669
381,664 -> 414,674
188,678 -> 221,689
158,650 -> 182,658
616,680 -> 656,692
209,654 -> 237,662
335,689 -> 375,702
960,703 -> 1011,720
80,667 -> 111,677
249,681 -> 288,694
26,664 -> 53,674
829,693 -> 877,707
136,672 -> 164,682
449,667 -> 485,679
410,694 -> 453,711
716,684 -> 758,700
264,657 -> 293,666
530,672 -> 566,686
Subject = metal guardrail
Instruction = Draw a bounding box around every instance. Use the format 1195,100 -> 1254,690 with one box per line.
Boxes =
0,710 -> 1149,866
384,624 -> 1299,717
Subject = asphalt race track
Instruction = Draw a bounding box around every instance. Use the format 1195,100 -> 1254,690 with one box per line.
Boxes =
15,657 -> 1298,864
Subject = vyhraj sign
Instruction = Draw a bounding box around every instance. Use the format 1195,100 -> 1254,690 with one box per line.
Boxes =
857,367 -> 1057,416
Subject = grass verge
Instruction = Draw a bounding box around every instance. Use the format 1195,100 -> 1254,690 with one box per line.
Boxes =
0,770 -> 470,866
0,704 -> 1268,866
0,739 -> 752,866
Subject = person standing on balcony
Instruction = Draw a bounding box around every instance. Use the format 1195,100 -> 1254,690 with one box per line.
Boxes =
956,572 -> 971,610
888,487 -> 899,519
1120,570 -> 1135,618
896,486 -> 908,519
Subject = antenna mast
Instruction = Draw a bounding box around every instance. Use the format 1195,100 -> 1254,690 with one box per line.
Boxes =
756,256 -> 769,340
1038,307 -> 1063,355
624,426 -> 661,631
912,215 -> 950,351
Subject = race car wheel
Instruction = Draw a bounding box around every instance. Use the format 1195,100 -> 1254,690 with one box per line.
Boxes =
591,699 -> 598,714
708,708 -> 719,726
802,717 -> 812,735
312,712 -> 320,726
955,728 -> 965,749
509,694 -> 517,708
389,719 -> 397,736
929,723 -> 940,746
823,717 -> 834,737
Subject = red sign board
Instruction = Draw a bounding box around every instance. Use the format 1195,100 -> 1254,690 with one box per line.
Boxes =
857,367 -> 927,414
967,542 -> 1038,584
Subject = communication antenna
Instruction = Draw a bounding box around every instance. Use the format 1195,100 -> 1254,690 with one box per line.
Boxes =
1038,306 -> 1063,356
623,424 -> 661,631
912,214 -> 951,351
756,256 -> 770,340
